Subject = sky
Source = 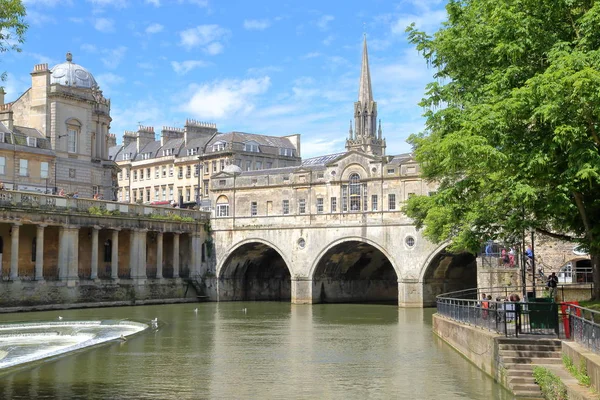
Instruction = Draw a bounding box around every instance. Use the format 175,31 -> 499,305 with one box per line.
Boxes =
2,0 -> 448,158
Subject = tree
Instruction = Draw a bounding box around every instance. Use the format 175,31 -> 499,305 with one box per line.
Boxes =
405,0 -> 600,297
0,0 -> 27,83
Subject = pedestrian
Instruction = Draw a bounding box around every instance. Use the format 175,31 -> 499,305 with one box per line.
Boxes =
547,272 -> 558,299
508,247 -> 515,267
525,245 -> 534,270
58,188 -> 65,196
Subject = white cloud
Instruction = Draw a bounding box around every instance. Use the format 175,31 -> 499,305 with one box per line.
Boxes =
94,17 -> 115,33
182,77 -> 271,119
23,0 -> 71,6
316,15 -> 334,31
302,52 -> 321,59
145,0 -> 160,6
322,34 -> 335,46
96,72 -> 124,95
247,65 -> 282,76
145,23 -> 163,34
100,46 -> 127,69
25,52 -> 55,65
137,62 -> 155,70
86,0 -> 128,8
179,25 -> 230,53
80,43 -> 97,53
25,10 -> 56,25
243,19 -> 270,31
69,17 -> 84,23
390,3 -> 447,35
186,0 -> 208,6
171,60 -> 209,75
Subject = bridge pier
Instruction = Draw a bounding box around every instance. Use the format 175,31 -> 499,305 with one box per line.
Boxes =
291,278 -> 313,304
398,279 -> 425,308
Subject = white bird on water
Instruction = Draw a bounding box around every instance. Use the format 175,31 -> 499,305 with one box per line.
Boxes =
58,316 -> 63,321
242,308 -> 247,314
194,308 -> 198,313
151,318 -> 158,328
119,334 -> 127,342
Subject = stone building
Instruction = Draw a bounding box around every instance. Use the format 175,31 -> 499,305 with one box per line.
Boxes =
0,53 -> 118,198
110,122 -> 301,206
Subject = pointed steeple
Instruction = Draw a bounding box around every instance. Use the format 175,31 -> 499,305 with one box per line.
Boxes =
358,35 -> 373,105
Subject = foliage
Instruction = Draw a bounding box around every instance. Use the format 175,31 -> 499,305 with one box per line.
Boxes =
149,212 -> 194,222
533,366 -> 568,400
0,0 -> 27,82
563,355 -> 591,387
204,237 -> 213,258
88,206 -> 121,216
203,220 -> 211,234
405,0 -> 600,297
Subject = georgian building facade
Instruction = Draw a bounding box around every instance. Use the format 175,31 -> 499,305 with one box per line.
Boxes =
0,53 -> 118,198
110,123 -> 301,206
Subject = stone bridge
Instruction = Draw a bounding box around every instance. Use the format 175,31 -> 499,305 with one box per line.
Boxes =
211,211 -> 476,307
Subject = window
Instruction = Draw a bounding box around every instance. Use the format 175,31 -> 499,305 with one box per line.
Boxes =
187,148 -> 198,156
245,161 -> 252,171
67,127 -> 77,153
118,172 -> 122,180
186,188 -> 191,202
251,201 -> 257,216
169,165 -> 174,177
212,142 -> 225,152
317,172 -> 324,179
26,137 -> 37,147
186,166 -> 191,178
211,161 -> 217,173
169,186 -> 174,200
162,148 -> 172,156
203,180 -> 209,196
194,165 -> 199,177
372,195 -> 378,211
162,166 -> 167,177
19,159 -> 28,176
342,173 -> 368,212
407,192 -> 416,198
349,174 -> 361,211
178,167 -> 183,179
125,188 -> 130,202
266,162 -> 272,169
283,200 -> 289,215
155,167 -> 159,179
141,153 -> 151,160
154,187 -> 159,200
133,170 -> 138,181
146,189 -> 150,202
388,194 -> 396,210
93,186 -> 100,196
147,168 -> 151,179
280,148 -> 294,156
216,204 -> 229,217
220,160 -> 225,170
133,191 -> 137,202
331,197 -> 337,212
125,168 -> 129,179
316,198 -> 323,213
219,180 -> 226,186
123,153 -> 130,160
140,169 -> 144,180
40,162 -> 49,179
256,161 -> 262,170
283,175 -> 289,181
298,198 -> 306,214
387,168 -> 395,174
162,186 -> 166,200
244,142 -> 259,152
0,157 -> 5,174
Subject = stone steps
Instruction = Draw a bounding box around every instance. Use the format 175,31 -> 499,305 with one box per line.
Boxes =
501,350 -> 562,358
499,344 -> 561,352
502,356 -> 562,364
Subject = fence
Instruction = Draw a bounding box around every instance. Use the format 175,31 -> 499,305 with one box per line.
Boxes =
437,287 -> 560,338
566,304 -> 600,354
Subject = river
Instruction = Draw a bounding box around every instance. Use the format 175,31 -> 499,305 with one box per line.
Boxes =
0,303 -> 512,399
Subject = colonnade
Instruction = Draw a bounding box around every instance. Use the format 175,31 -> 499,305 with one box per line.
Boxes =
2,222 -> 204,284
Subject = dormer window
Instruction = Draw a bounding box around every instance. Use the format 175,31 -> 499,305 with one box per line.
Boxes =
280,148 -> 294,157
0,133 -> 5,143
141,153 -> 151,160
244,141 -> 260,153
187,148 -> 198,156
123,153 -> 130,160
212,141 -> 225,152
26,137 -> 37,147
163,148 -> 173,157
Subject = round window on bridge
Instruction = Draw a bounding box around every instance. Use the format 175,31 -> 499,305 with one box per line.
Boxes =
297,238 -> 306,249
405,236 -> 416,248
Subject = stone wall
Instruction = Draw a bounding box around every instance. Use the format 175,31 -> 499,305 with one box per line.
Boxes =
562,341 -> 600,394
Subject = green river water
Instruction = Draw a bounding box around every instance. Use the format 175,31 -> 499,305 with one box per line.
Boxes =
0,303 -> 513,399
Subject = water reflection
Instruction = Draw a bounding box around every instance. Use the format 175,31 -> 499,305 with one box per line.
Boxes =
0,303 -> 512,399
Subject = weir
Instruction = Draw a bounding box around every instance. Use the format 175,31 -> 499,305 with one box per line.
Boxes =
0,320 -> 148,370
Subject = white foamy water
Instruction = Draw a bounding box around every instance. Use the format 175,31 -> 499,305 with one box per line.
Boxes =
0,320 -> 148,369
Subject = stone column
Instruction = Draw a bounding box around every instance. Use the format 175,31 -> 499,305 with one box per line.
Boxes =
111,229 -> 119,280
9,223 -> 21,281
291,278 -> 313,304
58,225 -> 79,285
397,279 -> 424,308
156,232 -> 163,279
90,226 -> 100,280
173,232 -> 180,279
35,224 -> 46,281
130,229 -> 147,282
190,233 -> 202,279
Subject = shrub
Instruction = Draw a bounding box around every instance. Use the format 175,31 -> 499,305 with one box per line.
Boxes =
533,366 -> 568,400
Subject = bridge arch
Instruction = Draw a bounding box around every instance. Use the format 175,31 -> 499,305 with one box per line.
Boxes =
418,242 -> 477,306
309,237 -> 399,304
217,238 -> 292,301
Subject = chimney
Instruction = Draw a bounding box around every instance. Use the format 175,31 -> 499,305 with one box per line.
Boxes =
184,119 -> 217,144
160,126 -> 185,146
107,133 -> 117,148
0,103 -> 13,131
123,130 -> 136,147
136,125 -> 155,152
0,87 -> 5,105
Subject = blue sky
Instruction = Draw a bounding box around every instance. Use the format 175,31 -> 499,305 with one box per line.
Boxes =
3,0 -> 448,157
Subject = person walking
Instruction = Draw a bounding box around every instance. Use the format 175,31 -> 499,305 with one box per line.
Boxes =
547,272 -> 558,300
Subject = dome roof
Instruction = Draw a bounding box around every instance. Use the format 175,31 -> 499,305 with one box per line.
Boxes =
223,164 -> 242,174
50,52 -> 98,89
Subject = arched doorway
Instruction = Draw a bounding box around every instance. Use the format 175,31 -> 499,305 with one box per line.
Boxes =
422,250 -> 477,306
218,242 -> 291,301
312,240 -> 398,304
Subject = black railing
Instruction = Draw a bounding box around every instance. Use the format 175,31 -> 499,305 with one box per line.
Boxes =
566,304 -> 600,354
437,287 -> 560,337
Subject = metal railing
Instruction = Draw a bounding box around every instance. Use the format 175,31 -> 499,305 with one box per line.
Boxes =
566,304 -> 600,354
0,189 -> 208,221
437,287 -> 559,337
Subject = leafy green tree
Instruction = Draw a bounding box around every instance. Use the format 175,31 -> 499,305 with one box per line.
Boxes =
405,0 -> 600,297
0,0 -> 27,83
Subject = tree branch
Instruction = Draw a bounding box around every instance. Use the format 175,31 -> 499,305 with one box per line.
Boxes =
585,114 -> 600,148
535,228 -> 577,242
573,191 -> 594,244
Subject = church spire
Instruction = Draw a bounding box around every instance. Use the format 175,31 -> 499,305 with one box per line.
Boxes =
358,35 -> 373,105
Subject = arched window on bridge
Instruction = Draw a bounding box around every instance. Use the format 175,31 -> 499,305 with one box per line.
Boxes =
216,195 -> 230,217
342,173 -> 368,212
